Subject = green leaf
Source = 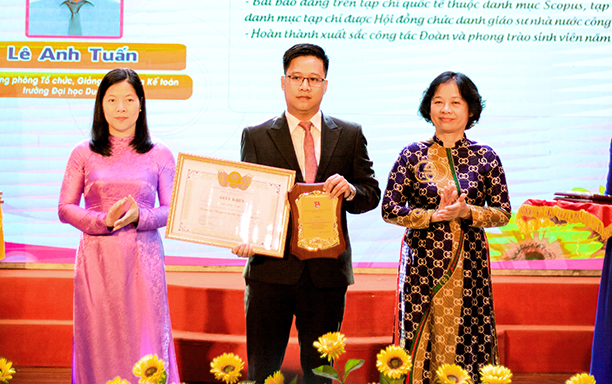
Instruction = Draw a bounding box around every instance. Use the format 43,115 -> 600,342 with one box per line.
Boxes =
288,375 -> 298,384
343,359 -> 365,380
380,373 -> 406,384
158,371 -> 168,384
312,365 -> 340,380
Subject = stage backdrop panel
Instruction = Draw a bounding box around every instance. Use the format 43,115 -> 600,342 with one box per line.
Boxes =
1,0 -> 610,269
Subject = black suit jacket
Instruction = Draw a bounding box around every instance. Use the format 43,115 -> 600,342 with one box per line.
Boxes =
240,112 -> 381,288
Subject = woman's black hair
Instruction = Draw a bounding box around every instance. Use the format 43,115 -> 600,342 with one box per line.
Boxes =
418,71 -> 485,130
89,68 -> 153,156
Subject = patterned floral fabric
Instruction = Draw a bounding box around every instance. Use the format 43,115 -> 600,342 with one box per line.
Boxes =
382,135 -> 511,384
590,137 -> 612,382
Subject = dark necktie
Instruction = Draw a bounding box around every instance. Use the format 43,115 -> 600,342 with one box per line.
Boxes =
299,121 -> 317,183
65,0 -> 85,36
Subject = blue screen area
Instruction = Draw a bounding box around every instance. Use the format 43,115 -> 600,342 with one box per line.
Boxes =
1,0 -> 610,267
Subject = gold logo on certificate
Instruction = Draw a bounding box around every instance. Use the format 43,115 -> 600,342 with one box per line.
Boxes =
288,183 -> 346,260
217,170 -> 253,190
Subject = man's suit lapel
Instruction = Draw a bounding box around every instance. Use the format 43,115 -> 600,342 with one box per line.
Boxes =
317,113 -> 340,182
267,114 -> 303,182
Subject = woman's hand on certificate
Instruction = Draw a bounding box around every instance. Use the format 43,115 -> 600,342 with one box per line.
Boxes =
232,242 -> 255,258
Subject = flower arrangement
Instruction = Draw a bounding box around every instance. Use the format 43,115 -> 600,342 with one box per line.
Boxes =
312,332 -> 364,383
0,358 -> 16,383
107,378 -> 132,384
104,354 -> 183,384
376,345 -> 412,384
263,371 -> 285,384
133,354 -> 167,384
206,337 -> 602,384
480,364 -> 512,384
566,373 -> 596,384
209,354 -> 295,384
435,364 -> 473,384
210,353 -> 245,384
209,336 -> 412,384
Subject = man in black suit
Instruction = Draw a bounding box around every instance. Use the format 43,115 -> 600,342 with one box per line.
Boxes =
232,43 -> 380,384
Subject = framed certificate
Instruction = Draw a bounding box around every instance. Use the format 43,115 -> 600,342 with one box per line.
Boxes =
166,153 -> 296,258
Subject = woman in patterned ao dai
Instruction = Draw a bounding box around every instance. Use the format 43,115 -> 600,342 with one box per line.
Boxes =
58,68 -> 180,384
381,72 -> 511,384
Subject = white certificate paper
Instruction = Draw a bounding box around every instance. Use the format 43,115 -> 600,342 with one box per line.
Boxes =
166,153 -> 295,258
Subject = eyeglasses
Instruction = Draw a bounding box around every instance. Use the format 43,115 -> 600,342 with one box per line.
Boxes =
285,75 -> 325,87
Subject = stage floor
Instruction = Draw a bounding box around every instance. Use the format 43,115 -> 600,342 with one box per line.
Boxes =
9,367 -> 579,384
1,269 -> 599,383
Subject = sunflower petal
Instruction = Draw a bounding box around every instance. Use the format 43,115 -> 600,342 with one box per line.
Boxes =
566,373 -> 596,384
376,345 -> 412,380
210,353 -> 244,384
313,332 -> 346,362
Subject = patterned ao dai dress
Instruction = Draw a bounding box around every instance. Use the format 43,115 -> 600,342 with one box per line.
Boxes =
381,135 -> 511,384
58,135 -> 180,384
590,137 -> 612,382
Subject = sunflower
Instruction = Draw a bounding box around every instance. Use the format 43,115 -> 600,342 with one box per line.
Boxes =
435,364 -> 473,384
106,377 -> 132,384
209,353 -> 244,384
313,332 -> 346,362
565,373 -> 596,384
0,358 -> 16,383
132,354 -> 166,384
263,371 -> 284,384
480,365 -> 512,384
375,345 -> 412,379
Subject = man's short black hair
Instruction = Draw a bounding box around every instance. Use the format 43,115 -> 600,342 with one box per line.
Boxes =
283,44 -> 329,77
